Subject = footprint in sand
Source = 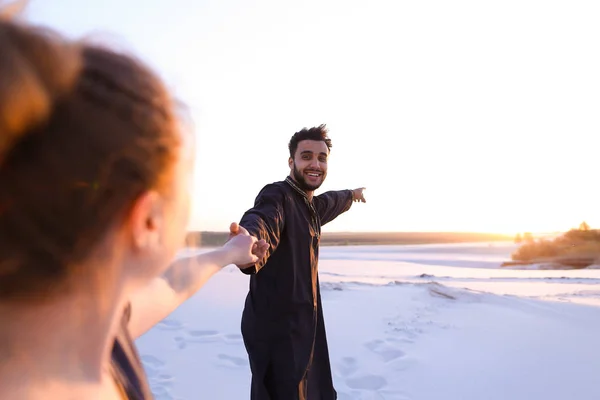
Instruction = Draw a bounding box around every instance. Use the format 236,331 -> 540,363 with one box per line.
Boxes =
215,353 -> 248,368
337,392 -> 389,400
386,336 -> 415,345
187,329 -> 220,341
174,329 -> 221,349
387,322 -> 423,340
337,357 -> 359,377
339,391 -> 409,400
156,319 -> 185,331
149,373 -> 176,400
346,375 -> 388,391
140,356 -> 176,399
154,373 -> 174,387
223,333 -> 243,344
364,339 -> 406,363
141,355 -> 166,376
151,383 -> 176,400
174,337 -> 187,350
151,386 -> 174,400
141,355 -> 165,367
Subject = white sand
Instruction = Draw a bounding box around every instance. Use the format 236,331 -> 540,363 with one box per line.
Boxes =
136,242 -> 600,399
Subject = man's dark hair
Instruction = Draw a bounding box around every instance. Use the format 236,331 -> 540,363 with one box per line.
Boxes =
288,124 -> 332,158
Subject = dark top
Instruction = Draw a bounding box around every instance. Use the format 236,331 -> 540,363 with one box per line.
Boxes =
111,304 -> 154,400
239,177 -> 353,399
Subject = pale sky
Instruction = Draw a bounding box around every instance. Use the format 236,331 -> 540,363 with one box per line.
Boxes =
20,0 -> 600,234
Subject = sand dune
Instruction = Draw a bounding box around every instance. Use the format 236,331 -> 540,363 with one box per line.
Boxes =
136,243 -> 600,400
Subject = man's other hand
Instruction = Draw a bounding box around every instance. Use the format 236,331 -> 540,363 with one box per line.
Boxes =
352,187 -> 366,203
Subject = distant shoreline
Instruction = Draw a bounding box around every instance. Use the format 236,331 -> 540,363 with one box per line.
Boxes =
185,231 -> 514,247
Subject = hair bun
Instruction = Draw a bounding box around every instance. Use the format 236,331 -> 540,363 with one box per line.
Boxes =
0,17 -> 81,163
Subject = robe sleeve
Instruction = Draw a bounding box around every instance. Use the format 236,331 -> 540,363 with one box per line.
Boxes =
238,184 -> 286,275
313,189 -> 353,226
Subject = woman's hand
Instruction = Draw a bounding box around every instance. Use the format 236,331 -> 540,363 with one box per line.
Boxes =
224,222 -> 269,267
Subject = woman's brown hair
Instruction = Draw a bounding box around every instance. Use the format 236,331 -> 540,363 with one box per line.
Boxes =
0,16 -> 181,301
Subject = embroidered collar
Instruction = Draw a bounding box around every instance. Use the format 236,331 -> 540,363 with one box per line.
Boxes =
285,176 -> 321,239
285,176 -> 310,201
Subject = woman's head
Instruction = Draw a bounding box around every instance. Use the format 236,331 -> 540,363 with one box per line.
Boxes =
0,17 -> 193,302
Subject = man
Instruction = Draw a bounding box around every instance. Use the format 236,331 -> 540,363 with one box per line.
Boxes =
234,124 -> 366,399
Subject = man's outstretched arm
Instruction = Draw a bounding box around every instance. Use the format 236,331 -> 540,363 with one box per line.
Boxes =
315,187 -> 366,226
237,184 -> 286,274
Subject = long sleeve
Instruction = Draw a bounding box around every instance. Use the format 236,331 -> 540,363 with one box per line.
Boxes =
313,189 -> 353,226
239,184 -> 286,274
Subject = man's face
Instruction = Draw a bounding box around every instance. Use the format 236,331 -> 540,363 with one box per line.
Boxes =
289,140 -> 329,191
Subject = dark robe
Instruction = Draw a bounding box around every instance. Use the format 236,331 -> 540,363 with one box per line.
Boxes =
239,176 -> 353,400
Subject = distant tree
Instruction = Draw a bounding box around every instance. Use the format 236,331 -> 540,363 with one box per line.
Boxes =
514,233 -> 522,244
511,222 -> 600,264
579,221 -> 591,231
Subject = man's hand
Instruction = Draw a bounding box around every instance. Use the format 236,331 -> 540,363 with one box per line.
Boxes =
227,222 -> 269,268
352,187 -> 366,203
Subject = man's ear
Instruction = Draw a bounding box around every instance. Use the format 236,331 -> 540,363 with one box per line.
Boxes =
128,190 -> 164,251
288,157 -> 293,169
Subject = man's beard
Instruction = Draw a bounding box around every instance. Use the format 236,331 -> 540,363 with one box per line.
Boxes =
292,163 -> 324,192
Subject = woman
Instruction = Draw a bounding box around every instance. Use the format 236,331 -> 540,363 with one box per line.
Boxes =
0,15 -> 266,399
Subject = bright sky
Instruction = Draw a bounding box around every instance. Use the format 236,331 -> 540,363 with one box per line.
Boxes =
20,0 -> 600,234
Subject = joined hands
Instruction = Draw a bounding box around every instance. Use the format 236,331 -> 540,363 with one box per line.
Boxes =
224,222 -> 269,269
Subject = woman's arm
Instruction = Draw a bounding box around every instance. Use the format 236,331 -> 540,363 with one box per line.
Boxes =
127,225 -> 268,339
